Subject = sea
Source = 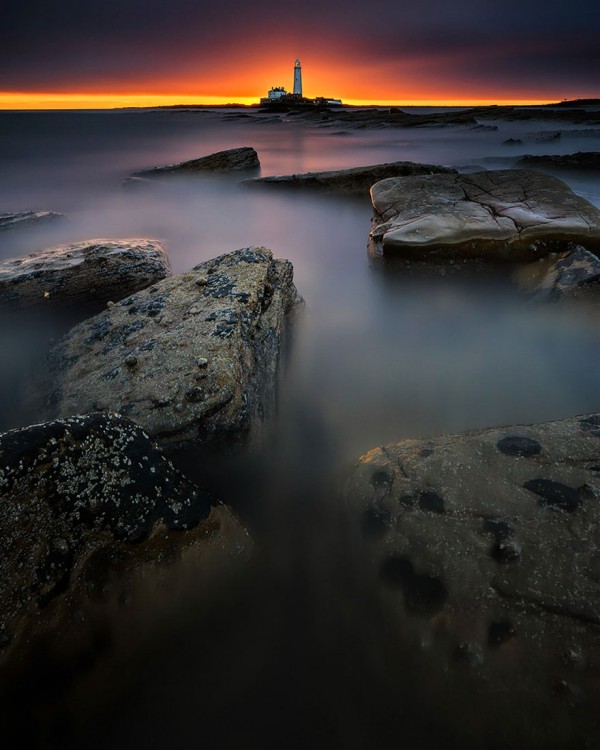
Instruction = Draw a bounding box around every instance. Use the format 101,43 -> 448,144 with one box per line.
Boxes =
1,107 -> 600,748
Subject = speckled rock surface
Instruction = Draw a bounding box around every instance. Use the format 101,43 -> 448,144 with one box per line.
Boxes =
37,247 -> 302,448
0,413 -> 250,640
516,245 -> 600,300
369,169 -> 600,261
0,211 -> 66,233
342,414 -> 600,746
243,161 -> 455,197
132,146 -> 260,178
0,412 -> 252,734
0,238 -> 171,311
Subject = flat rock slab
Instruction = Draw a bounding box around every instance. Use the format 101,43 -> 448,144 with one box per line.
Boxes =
36,247 -> 302,448
0,211 -> 66,233
0,413 -> 252,716
0,238 -> 172,312
243,161 -> 455,197
342,414 -> 600,745
132,146 -> 260,179
369,169 -> 600,261
518,151 -> 600,171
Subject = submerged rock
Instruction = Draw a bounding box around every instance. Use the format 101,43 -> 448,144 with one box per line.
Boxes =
0,211 -> 66,233
369,169 -> 600,261
36,247 -> 302,448
131,146 -> 260,178
0,412 -> 252,730
516,245 -> 600,300
0,238 -> 171,312
243,161 -> 455,197
342,413 -> 600,746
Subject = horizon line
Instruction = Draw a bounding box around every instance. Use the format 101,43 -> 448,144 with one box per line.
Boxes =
0,92 -> 563,110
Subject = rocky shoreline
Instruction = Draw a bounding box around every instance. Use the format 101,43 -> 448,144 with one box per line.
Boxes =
2,136 -> 600,746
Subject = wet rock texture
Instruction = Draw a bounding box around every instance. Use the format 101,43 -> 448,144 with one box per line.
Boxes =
343,414 -> 600,746
0,413 -> 252,734
132,146 -> 260,178
0,238 -> 171,311
518,151 -> 600,171
243,161 -> 455,197
518,245 -> 600,301
37,247 -> 302,448
369,169 -> 600,261
0,413 -> 249,638
0,211 -> 66,232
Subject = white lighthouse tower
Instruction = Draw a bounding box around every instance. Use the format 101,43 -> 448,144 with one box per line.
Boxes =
293,59 -> 302,97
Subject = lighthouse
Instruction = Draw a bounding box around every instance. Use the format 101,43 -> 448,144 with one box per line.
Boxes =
293,59 -> 302,96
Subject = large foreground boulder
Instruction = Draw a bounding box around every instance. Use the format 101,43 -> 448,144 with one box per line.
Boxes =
243,161 -> 455,197
36,247 -> 302,448
0,413 -> 252,736
0,211 -> 66,233
0,238 -> 171,311
342,414 -> 600,747
132,146 -> 260,179
369,169 -> 600,261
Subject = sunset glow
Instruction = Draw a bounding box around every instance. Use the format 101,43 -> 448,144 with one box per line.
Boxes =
0,1 -> 596,109
0,92 -> 554,110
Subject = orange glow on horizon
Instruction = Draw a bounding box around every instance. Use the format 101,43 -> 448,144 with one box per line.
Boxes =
0,92 -> 554,110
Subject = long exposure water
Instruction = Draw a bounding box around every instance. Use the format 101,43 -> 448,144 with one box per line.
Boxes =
1,109 -> 600,748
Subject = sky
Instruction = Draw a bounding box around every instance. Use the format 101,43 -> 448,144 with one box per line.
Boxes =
0,0 -> 598,108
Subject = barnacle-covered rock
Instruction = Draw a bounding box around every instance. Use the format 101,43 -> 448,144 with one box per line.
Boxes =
36,247 -> 303,448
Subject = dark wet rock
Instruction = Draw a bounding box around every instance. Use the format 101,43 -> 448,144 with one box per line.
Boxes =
488,620 -> 517,647
518,152 -> 600,171
517,246 -> 600,301
523,478 -> 581,512
0,211 -> 67,233
380,556 -> 447,614
243,161 -> 455,197
131,147 -> 260,179
417,489 -> 445,514
342,413 -> 600,745
483,519 -> 513,541
361,506 -> 392,538
491,538 -> 522,563
0,414 -> 252,737
579,414 -> 600,437
0,413 -> 251,640
34,247 -> 302,449
344,413 -> 600,623
0,239 -> 171,312
497,435 -> 542,457
532,131 -> 562,143
369,170 -> 600,261
503,138 -> 523,145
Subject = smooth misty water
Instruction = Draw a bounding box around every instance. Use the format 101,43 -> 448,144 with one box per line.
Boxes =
1,110 -> 600,748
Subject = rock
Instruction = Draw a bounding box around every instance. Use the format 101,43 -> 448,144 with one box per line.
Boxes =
517,246 -> 600,300
0,413 -> 252,728
503,138 -> 523,145
342,413 -> 600,746
518,152 -> 600,171
369,169 -> 600,261
0,211 -> 66,233
0,239 -> 172,312
35,247 -> 302,449
243,161 -> 456,197
131,146 -> 260,179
